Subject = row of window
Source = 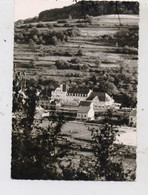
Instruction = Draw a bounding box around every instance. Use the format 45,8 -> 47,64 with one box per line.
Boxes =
77,114 -> 87,118
52,92 -> 88,97
94,105 -> 106,108
67,93 -> 87,97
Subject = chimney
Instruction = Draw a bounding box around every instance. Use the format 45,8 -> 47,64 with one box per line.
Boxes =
62,84 -> 67,92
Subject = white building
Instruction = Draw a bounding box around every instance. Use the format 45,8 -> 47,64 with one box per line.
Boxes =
77,101 -> 94,121
51,84 -> 115,112
86,92 -> 114,112
51,84 -> 67,102
66,87 -> 92,105
51,84 -> 92,105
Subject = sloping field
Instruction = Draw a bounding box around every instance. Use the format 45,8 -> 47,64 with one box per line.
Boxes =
14,14 -> 138,79
95,14 -> 139,26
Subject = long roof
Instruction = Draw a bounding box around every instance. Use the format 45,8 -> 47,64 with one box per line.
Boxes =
86,92 -> 109,101
77,101 -> 92,113
68,87 -> 90,94
77,106 -> 90,113
62,84 -> 67,92
79,101 -> 92,107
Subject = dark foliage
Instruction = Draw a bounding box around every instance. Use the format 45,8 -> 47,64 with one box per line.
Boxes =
11,77 -> 65,179
99,27 -> 139,51
55,59 -> 88,70
91,112 -> 126,181
15,27 -> 80,45
37,1 -> 139,22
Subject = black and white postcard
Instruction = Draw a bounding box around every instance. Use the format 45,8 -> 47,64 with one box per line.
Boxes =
0,0 -> 148,194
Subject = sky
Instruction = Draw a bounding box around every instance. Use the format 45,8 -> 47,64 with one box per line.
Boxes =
14,0 -> 76,21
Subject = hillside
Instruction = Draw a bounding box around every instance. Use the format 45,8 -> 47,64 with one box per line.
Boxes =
22,1 -> 139,23
14,13 -> 138,107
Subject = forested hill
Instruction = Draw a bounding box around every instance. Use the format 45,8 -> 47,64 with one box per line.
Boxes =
23,1 -> 139,23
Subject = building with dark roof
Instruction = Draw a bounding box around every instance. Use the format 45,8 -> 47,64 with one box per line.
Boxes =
129,109 -> 137,127
67,87 -> 90,95
65,87 -> 92,106
86,92 -> 114,111
79,101 -> 92,107
51,84 -> 92,106
51,84 -> 114,110
51,84 -> 68,102
77,101 -> 94,120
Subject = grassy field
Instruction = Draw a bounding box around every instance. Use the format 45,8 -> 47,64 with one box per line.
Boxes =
37,120 -> 136,180
61,121 -> 136,179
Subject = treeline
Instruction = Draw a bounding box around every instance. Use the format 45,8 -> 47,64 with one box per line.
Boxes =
15,1 -> 139,24
14,27 -> 80,45
37,1 -> 139,22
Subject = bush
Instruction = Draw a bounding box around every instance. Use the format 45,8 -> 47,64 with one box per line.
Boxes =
76,49 -> 83,56
55,60 -> 70,69
36,22 -> 44,28
46,23 -> 54,29
64,51 -> 73,56
85,15 -> 94,24
76,23 -> 88,28
69,57 -> 81,64
57,19 -> 68,23
94,57 -> 101,67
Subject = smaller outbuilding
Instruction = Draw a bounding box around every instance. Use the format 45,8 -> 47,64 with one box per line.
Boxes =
129,109 -> 137,127
77,101 -> 94,121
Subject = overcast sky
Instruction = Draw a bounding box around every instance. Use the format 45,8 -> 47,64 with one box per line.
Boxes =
15,0 -> 76,21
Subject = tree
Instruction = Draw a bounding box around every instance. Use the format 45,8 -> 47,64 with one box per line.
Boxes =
92,116 -> 125,181
52,36 -> 59,45
95,57 -> 101,67
76,49 -> 83,56
30,27 -> 39,35
55,60 -> 70,69
12,76 -> 65,179
85,15 -> 94,24
69,57 -> 81,64
46,23 -> 54,29
90,74 -> 97,85
28,40 -> 36,51
33,35 -> 39,43
37,21 -> 44,28
68,14 -> 72,21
